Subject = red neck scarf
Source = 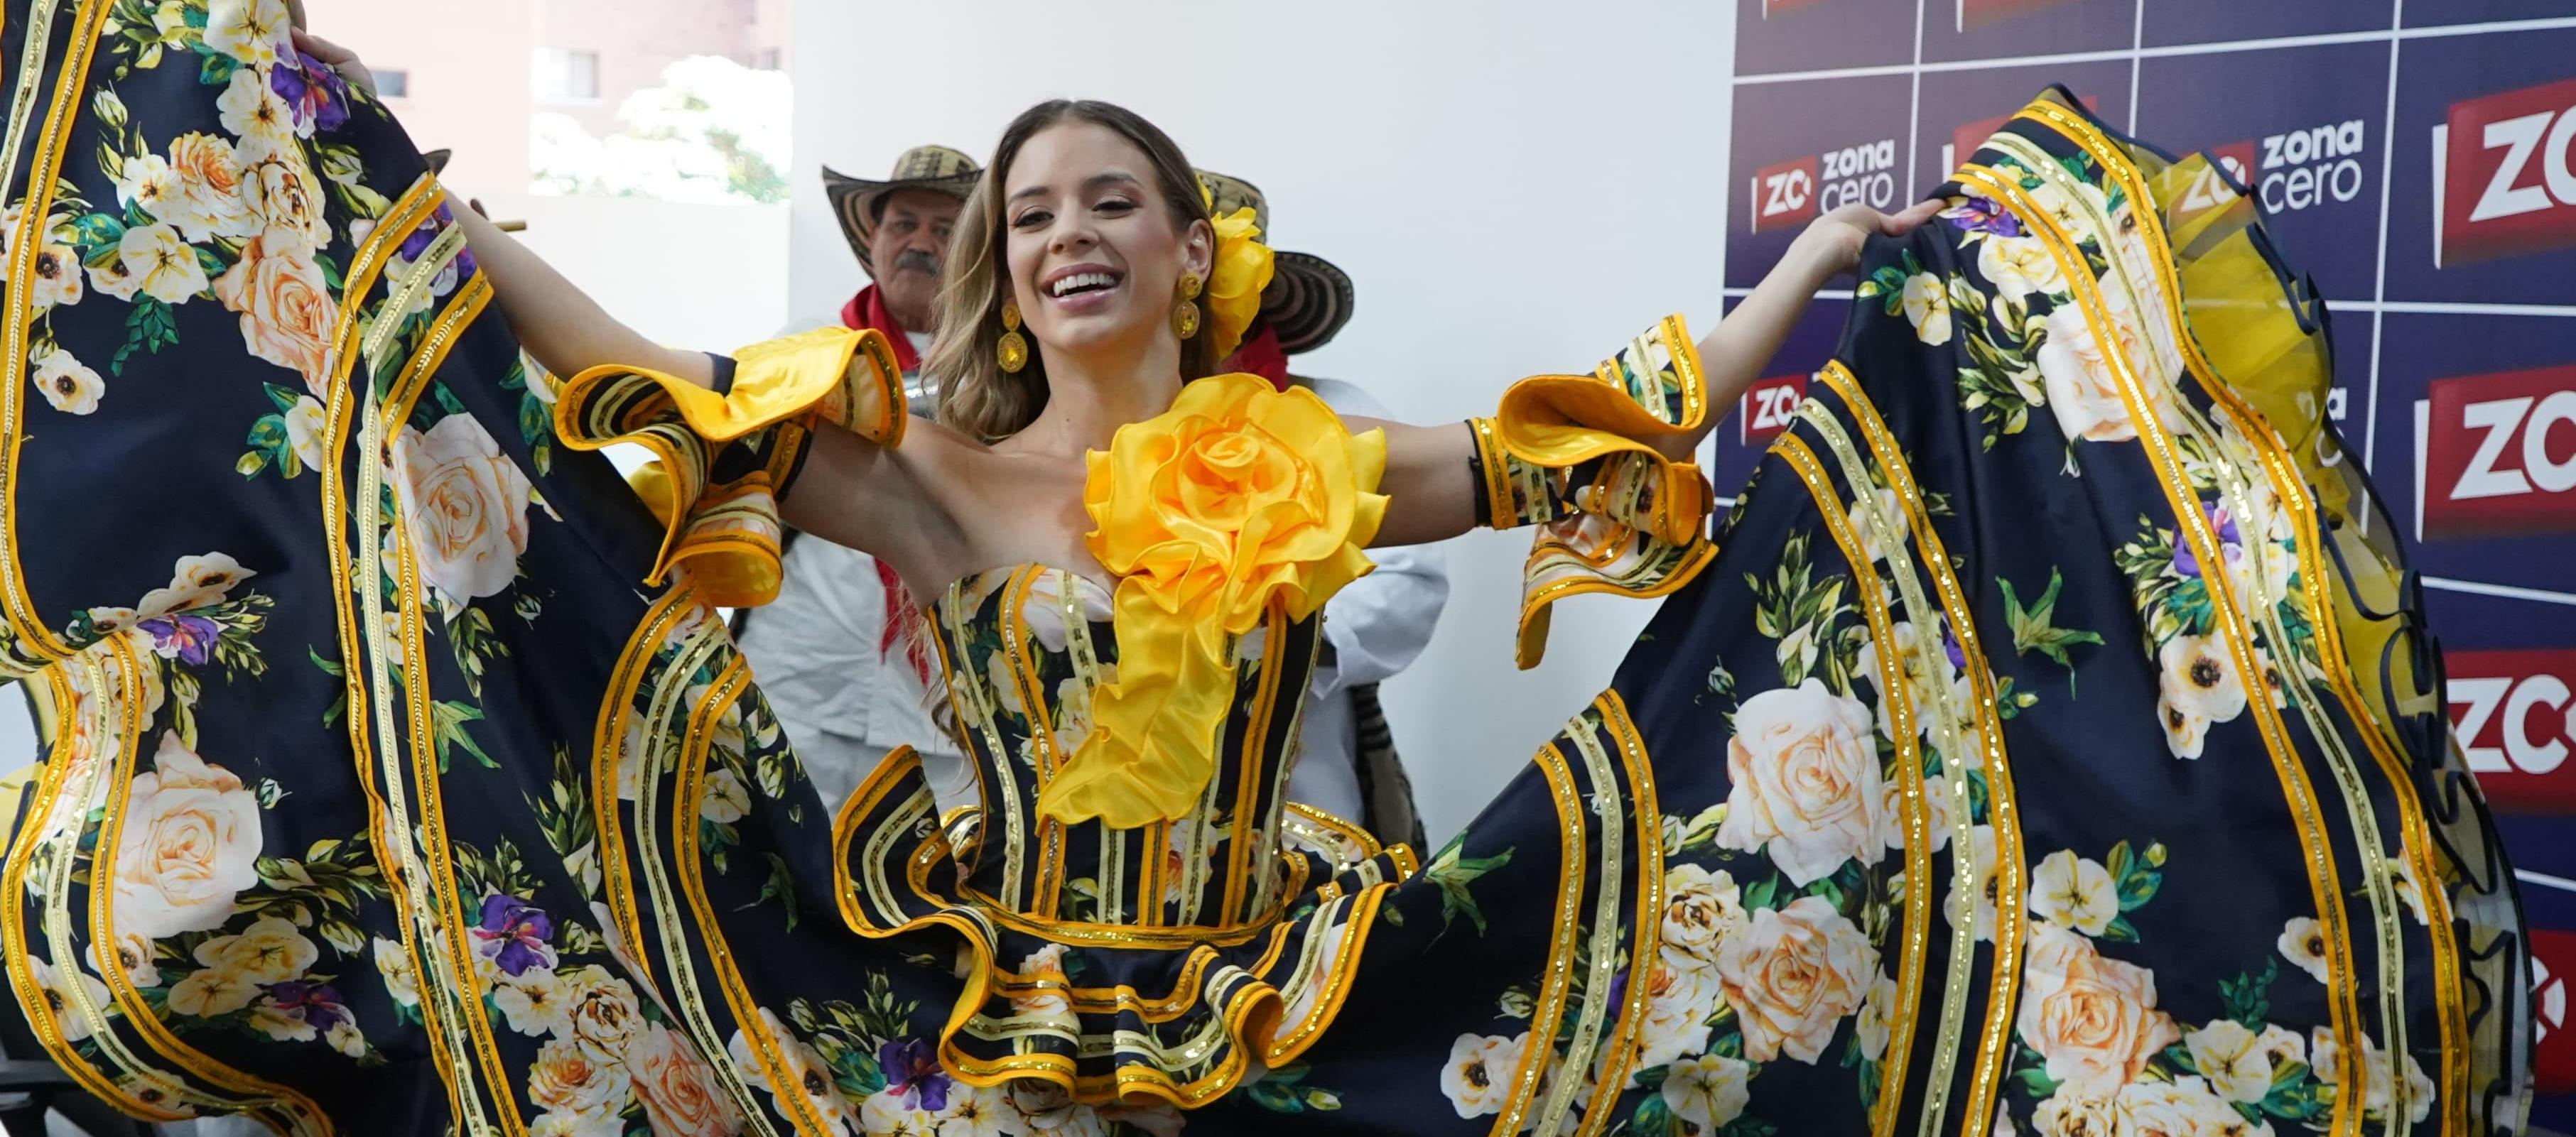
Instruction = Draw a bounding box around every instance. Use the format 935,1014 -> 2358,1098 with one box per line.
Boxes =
1221,324 -> 1291,391
840,283 -> 923,373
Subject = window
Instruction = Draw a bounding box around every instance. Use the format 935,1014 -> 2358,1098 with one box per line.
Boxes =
531,48 -> 600,102
374,68 -> 409,99
752,48 -> 782,71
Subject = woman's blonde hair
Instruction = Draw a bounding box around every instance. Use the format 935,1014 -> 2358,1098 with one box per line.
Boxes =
926,100 -> 1222,442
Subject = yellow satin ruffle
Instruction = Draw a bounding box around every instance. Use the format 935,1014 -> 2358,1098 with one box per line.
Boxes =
553,325 -> 906,607
1491,315 -> 1718,668
1203,206 -> 1274,362
1039,374 -> 1386,829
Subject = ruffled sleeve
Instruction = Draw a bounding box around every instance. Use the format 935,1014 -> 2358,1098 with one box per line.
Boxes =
552,326 -> 907,608
1473,314 -> 1718,669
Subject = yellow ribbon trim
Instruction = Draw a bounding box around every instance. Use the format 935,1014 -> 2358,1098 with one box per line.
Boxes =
1038,374 -> 1385,829
553,325 -> 903,607
1202,205 -> 1274,362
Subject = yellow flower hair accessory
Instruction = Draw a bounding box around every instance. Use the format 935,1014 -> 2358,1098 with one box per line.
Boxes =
1037,374 -> 1386,829
1201,193 -> 1274,361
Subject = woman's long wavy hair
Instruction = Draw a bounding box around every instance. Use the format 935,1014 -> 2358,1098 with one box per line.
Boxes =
926,100 -> 1222,442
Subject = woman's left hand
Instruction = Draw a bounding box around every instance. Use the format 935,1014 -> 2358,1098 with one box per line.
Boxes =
1794,198 -> 1945,276
289,28 -> 376,99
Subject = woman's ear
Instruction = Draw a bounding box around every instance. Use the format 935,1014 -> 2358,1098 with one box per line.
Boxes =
1184,218 -> 1215,281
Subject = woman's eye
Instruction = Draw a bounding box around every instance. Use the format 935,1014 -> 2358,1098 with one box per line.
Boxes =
1012,210 -> 1051,229
1096,199 -> 1137,216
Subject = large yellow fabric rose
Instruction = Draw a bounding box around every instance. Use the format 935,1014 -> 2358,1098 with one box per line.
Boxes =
1037,374 -> 1386,829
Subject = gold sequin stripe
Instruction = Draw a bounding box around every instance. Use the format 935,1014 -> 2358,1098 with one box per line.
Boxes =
379,278 -> 494,425
833,748 -> 936,932
937,580 -> 1026,911
627,642 -> 784,1137
2,653 -> 240,1126
1493,739 -> 1588,1137
1262,885 -> 1392,1062
1055,577 -> 1130,924
0,0 -> 115,668
930,888 -> 1387,1107
1790,401 -> 1987,1137
1248,631 -> 1323,922
1575,691 -> 1665,1137
1222,606 -> 1297,925
1532,705 -> 1631,1137
314,178 -> 478,1130
1956,163 -> 2369,1137
0,665 -> 195,1124
590,584 -> 700,969
1809,364 -> 2026,1137
671,658 -> 838,1136
1000,568 -> 1069,920
1774,429 -> 1936,1137
360,223 -> 528,1137
1984,121 -> 2422,1125
914,587 -> 995,883
2020,102 -> 2464,1132
87,638 -> 335,1131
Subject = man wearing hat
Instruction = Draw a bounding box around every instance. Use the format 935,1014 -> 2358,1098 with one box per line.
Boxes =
1205,171 -> 1449,852
735,147 -> 980,810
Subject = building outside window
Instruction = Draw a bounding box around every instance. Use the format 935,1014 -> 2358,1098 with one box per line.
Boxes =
532,48 -> 600,102
374,68 -> 410,98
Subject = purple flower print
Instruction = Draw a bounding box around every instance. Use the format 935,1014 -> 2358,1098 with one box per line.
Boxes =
1943,628 -> 1968,673
266,980 -> 351,1033
2171,500 -> 2245,580
1941,195 -> 2023,239
470,894 -> 555,977
397,215 -> 440,261
879,1038 -> 952,1112
271,52 -> 351,136
137,612 -> 220,665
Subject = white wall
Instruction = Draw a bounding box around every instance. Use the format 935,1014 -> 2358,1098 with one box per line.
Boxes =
791,0 -> 1738,842
483,192 -> 792,352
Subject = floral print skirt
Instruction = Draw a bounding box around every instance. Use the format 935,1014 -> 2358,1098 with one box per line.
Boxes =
0,2 -> 2525,1131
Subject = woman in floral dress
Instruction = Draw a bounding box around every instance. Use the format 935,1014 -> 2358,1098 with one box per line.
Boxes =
0,0 -> 2523,1130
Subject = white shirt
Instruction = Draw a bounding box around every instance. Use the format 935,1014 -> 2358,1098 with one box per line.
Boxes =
1282,377 -> 1451,822
737,315 -> 960,807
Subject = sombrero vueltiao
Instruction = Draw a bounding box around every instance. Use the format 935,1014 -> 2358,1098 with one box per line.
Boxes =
1199,171 -> 1355,356
822,145 -> 982,278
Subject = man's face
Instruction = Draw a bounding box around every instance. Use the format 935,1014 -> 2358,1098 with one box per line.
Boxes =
868,188 -> 961,322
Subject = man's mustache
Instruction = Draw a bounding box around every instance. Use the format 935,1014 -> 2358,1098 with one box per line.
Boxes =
893,249 -> 942,276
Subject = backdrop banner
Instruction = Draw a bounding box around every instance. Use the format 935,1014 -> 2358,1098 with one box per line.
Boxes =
1725,1 -> 2576,1124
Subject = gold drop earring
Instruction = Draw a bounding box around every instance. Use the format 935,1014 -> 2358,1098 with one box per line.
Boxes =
997,299 -> 1029,374
1171,273 -> 1202,340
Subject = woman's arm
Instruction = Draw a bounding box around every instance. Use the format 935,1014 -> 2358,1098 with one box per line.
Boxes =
443,193 -> 715,388
1363,200 -> 1941,548
1671,199 -> 1942,459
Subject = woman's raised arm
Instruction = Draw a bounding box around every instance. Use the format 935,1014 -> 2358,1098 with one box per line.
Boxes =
1362,199 -> 1942,550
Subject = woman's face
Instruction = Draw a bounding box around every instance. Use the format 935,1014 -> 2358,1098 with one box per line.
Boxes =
1002,121 -> 1210,364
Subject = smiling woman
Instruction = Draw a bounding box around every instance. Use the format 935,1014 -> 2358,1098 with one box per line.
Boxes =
1,0 -> 2519,1128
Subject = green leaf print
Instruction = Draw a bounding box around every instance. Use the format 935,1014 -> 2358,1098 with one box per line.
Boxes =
2104,839 -> 2165,911
432,700 -> 499,771
197,50 -> 237,87
1424,834 -> 1512,937
742,852 -> 799,932
2219,957 -> 2279,1028
1999,568 -> 2106,697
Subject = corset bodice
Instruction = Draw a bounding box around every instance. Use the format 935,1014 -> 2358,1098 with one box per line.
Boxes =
924,564 -> 1326,935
